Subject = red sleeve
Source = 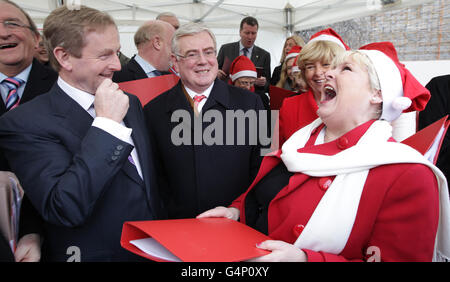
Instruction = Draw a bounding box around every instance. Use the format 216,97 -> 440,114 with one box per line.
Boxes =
304,164 -> 439,262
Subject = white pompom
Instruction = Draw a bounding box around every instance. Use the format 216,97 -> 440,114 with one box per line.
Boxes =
392,97 -> 412,111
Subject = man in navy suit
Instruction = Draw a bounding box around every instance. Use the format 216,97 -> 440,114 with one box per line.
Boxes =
113,20 -> 175,83
0,5 -> 164,261
217,16 -> 271,110
144,23 -> 265,219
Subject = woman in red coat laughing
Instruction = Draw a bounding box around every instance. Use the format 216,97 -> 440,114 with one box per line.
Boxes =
198,42 -> 450,262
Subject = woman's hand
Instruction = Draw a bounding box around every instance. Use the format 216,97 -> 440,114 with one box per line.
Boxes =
247,240 -> 307,262
196,206 -> 240,221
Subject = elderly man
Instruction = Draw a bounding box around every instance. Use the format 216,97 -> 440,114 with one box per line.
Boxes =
113,20 -> 175,82
0,5 -> 164,261
143,23 -> 265,219
0,0 -> 57,262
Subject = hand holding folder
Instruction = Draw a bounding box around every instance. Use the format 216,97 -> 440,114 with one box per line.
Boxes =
121,218 -> 271,262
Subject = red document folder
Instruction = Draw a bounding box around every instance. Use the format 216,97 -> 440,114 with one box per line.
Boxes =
269,85 -> 296,110
118,74 -> 180,107
121,218 -> 271,262
401,115 -> 449,164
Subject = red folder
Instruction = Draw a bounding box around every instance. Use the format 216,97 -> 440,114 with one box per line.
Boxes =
269,85 -> 296,110
121,218 -> 271,262
118,74 -> 179,107
401,115 -> 449,164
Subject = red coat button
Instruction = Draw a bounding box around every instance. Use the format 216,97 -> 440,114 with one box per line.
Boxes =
337,137 -> 349,149
293,224 -> 305,237
318,177 -> 333,191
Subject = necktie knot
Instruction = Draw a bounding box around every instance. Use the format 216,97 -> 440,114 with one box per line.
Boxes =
243,48 -> 249,57
193,95 -> 206,115
2,77 -> 24,111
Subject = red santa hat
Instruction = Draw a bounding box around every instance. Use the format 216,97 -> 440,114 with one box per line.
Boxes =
285,45 -> 302,61
229,55 -> 257,82
358,42 -> 430,122
292,55 -> 300,74
308,28 -> 350,50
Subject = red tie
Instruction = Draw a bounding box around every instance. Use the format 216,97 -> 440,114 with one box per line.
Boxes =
193,95 -> 206,113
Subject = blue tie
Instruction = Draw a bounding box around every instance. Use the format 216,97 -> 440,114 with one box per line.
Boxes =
2,77 -> 24,111
243,48 -> 249,58
151,70 -> 162,77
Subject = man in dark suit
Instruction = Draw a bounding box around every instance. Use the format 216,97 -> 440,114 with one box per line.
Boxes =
419,74 -> 450,184
0,0 -> 57,262
0,5 -> 164,261
217,16 -> 271,110
113,20 -> 175,83
144,23 -> 265,219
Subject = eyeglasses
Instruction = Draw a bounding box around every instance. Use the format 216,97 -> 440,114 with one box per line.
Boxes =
1,20 -> 32,31
236,79 -> 256,87
175,49 -> 216,61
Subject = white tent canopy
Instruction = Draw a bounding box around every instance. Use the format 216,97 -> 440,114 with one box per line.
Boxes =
14,0 -> 446,84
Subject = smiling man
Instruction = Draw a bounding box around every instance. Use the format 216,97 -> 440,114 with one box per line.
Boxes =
0,5 -> 164,261
143,23 -> 265,219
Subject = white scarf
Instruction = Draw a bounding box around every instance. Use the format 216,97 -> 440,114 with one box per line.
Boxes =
281,118 -> 450,262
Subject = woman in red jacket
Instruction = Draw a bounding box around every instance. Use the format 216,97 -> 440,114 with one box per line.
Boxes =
277,28 -> 349,147
198,42 -> 450,262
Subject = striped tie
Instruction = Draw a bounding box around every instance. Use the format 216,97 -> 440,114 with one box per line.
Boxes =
193,95 -> 206,114
3,77 -> 24,111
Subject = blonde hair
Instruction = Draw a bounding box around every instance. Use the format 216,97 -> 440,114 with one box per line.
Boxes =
297,40 -> 345,86
279,35 -> 305,64
332,50 -> 383,118
43,5 -> 116,71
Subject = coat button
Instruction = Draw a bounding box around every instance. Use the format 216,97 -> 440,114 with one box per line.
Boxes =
293,224 -> 305,237
336,137 -> 349,149
318,177 -> 333,191
116,145 -> 124,150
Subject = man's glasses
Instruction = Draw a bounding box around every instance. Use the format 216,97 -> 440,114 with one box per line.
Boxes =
1,20 -> 32,31
175,49 -> 216,61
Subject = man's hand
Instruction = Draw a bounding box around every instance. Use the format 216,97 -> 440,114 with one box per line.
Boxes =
94,78 -> 129,123
254,76 -> 266,87
15,233 -> 41,262
217,69 -> 228,81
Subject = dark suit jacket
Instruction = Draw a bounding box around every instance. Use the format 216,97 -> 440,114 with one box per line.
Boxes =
0,84 -> 165,261
419,74 -> 450,182
113,56 -> 170,83
217,41 -> 271,110
144,79 -> 264,219
0,59 -> 56,261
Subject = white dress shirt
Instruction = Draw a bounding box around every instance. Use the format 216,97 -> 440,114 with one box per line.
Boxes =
57,77 -> 143,178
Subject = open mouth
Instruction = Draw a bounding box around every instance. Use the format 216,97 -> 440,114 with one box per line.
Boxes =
0,43 -> 18,50
323,85 -> 336,102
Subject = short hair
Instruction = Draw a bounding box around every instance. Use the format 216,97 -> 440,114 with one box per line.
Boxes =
134,21 -> 166,48
332,50 -> 383,118
156,12 -> 177,20
297,40 -> 345,84
240,16 -> 258,30
43,5 -> 116,71
172,22 -> 216,56
0,0 -> 39,36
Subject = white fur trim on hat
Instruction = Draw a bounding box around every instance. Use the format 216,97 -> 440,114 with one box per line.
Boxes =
309,34 -> 346,50
359,49 -> 405,122
285,52 -> 299,61
292,65 -> 300,73
230,70 -> 257,82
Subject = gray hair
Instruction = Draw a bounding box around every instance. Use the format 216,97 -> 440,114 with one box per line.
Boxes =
171,22 -> 217,56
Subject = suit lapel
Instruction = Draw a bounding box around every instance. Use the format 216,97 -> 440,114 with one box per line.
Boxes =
49,84 -> 93,139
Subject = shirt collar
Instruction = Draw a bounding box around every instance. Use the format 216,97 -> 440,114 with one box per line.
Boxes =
239,41 -> 254,53
184,82 -> 214,100
134,54 -> 157,75
57,76 -> 94,112
0,63 -> 33,83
